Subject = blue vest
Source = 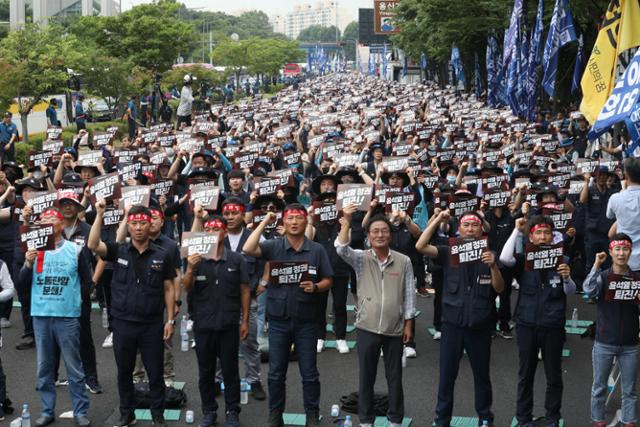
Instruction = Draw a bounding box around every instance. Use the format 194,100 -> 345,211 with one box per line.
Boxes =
31,241 -> 81,317
442,261 -> 494,330
514,268 -> 566,328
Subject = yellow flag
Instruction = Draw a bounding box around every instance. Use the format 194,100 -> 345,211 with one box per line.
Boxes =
580,0 -> 640,124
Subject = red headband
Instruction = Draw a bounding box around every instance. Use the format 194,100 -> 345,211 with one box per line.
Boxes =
149,209 -> 163,218
128,213 -> 151,223
530,223 -> 552,234
41,209 -> 63,221
609,240 -> 632,250
222,203 -> 246,213
283,209 -> 307,219
460,214 -> 481,224
204,219 -> 226,230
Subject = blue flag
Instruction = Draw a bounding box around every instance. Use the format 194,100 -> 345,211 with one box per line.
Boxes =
451,46 -> 467,87
592,48 -> 640,137
571,33 -> 585,94
382,44 -> 388,78
507,22 -> 520,115
486,37 -> 498,107
518,31 -> 530,116
475,52 -> 483,99
503,0 -> 524,68
368,52 -> 374,75
307,48 -> 312,73
420,52 -> 428,71
625,101 -> 640,156
542,0 -> 578,96
527,0 -> 544,119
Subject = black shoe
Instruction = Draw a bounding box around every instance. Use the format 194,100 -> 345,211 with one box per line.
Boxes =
152,415 -> 167,427
305,410 -> 321,426
268,410 -> 284,427
85,377 -> 104,394
16,336 -> 35,350
35,415 -> 55,427
199,412 -> 217,427
497,327 -> 513,340
250,381 -> 266,401
75,415 -> 91,427
113,413 -> 136,427
225,411 -> 240,427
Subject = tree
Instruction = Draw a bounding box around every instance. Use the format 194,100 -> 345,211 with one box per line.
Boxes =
162,64 -> 226,93
211,38 -> 250,88
342,21 -> 359,61
76,55 -> 138,117
0,24 -> 83,142
245,38 -> 305,77
297,25 -> 341,43
67,0 -> 196,71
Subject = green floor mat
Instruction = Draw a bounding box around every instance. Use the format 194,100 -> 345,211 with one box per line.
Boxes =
12,301 -> 21,308
375,416 -> 412,426
511,417 -> 564,426
428,327 -> 437,336
562,349 -> 571,358
91,302 -> 100,310
565,326 -> 587,334
324,340 -> 356,349
326,324 -> 356,333
347,304 -> 356,311
172,381 -> 185,390
564,319 -> 593,327
282,413 -> 322,425
432,417 -> 481,426
134,409 -> 181,421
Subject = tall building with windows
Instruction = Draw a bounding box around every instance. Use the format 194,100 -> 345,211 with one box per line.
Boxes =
10,0 -> 120,30
270,0 -> 351,40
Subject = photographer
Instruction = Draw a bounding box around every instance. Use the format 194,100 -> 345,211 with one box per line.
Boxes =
177,74 -> 195,128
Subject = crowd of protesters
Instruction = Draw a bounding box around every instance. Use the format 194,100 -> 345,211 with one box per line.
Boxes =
0,72 -> 639,427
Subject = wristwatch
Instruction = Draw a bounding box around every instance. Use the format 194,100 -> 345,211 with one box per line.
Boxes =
166,319 -> 176,326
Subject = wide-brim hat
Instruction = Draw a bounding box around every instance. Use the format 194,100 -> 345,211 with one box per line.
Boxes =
1,161 -> 24,180
311,174 -> 339,196
335,168 -> 363,184
253,194 -> 285,211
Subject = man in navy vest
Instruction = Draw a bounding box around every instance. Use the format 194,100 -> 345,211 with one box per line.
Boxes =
183,214 -> 250,427
88,201 -> 176,427
18,208 -> 91,427
500,215 -> 576,427
416,209 -> 504,427
243,204 -> 333,427
584,233 -> 639,427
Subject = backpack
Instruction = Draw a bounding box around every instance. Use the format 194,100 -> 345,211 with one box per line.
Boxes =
133,382 -> 187,409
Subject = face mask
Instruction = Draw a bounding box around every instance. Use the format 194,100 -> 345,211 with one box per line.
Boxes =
446,175 -> 456,184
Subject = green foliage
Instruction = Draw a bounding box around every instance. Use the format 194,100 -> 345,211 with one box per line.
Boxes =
245,38 -> 305,76
0,24 -> 84,141
162,65 -> 227,91
297,25 -> 341,43
342,21 -> 359,61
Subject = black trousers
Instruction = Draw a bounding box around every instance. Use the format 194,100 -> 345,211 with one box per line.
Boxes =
194,327 -> 241,415
317,275 -> 349,340
356,329 -> 404,424
96,269 -> 113,331
0,248 -> 13,319
515,325 -> 565,424
432,269 -> 443,331
492,267 -> 513,330
112,318 -> 165,418
53,299 -> 98,381
13,258 -> 33,338
435,323 -> 493,426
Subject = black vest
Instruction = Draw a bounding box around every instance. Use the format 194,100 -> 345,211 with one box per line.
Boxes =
110,243 -> 168,323
595,268 -> 640,346
442,260 -> 494,330
514,268 -> 566,328
191,251 -> 245,330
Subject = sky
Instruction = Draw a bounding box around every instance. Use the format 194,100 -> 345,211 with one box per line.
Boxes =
122,0 -> 372,21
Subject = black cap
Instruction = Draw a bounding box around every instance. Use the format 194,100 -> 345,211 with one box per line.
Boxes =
62,172 -> 86,187
188,167 -> 218,179
1,161 -> 24,180
16,178 -> 45,194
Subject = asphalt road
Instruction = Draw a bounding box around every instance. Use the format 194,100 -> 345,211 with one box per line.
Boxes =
1,291 -> 608,427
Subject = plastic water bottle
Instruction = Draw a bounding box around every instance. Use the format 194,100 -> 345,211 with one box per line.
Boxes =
571,308 -> 578,328
180,315 -> 189,352
330,404 -> 339,417
185,410 -> 194,424
343,415 -> 352,427
240,379 -> 249,404
101,307 -> 109,329
21,404 -> 30,427
482,421 -> 490,427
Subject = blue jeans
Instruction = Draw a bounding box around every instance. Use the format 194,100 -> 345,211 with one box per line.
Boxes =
591,341 -> 638,424
268,318 -> 319,413
33,317 -> 89,418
